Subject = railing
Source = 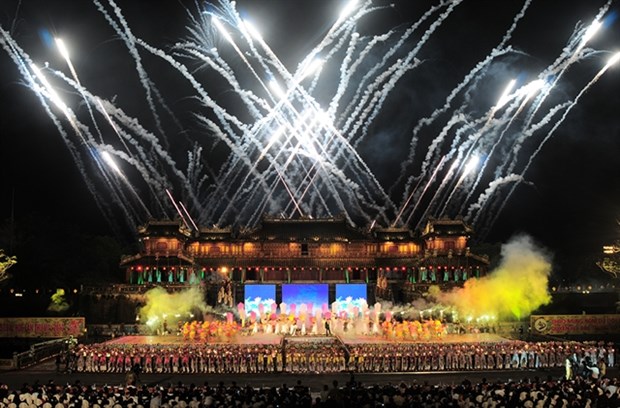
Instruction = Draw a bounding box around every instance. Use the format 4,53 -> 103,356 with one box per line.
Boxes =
81,283 -> 211,295
0,359 -> 14,370
124,250 -> 194,261
334,334 -> 350,359
12,337 -> 73,369
87,324 -> 144,338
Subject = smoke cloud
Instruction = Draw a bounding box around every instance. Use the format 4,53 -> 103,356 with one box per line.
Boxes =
430,234 -> 552,320
47,288 -> 70,313
139,286 -> 208,328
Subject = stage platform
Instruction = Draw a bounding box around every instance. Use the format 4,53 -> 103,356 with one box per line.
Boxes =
105,333 -> 282,345
104,332 -> 511,347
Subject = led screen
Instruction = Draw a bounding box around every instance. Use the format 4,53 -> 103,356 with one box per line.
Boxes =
335,283 -> 367,302
334,283 -> 368,313
244,284 -> 276,315
281,284 -> 328,315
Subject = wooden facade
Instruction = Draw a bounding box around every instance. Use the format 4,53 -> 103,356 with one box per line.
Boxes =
120,216 -> 489,302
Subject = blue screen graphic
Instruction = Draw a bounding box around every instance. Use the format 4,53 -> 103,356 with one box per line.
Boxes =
244,284 -> 276,315
336,283 -> 367,301
334,283 -> 368,312
281,284 -> 328,315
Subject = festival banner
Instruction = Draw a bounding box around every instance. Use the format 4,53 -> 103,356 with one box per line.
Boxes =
0,317 -> 85,338
530,314 -> 620,335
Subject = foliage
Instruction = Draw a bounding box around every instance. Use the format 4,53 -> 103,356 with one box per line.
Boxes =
0,249 -> 16,284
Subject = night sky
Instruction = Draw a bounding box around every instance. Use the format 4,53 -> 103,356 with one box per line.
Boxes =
1,0 -> 619,283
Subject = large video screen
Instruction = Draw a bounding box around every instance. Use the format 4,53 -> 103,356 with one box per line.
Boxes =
334,283 -> 368,314
281,284 -> 328,315
244,284 -> 276,315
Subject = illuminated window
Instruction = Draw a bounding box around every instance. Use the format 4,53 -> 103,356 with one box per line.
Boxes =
156,242 -> 168,251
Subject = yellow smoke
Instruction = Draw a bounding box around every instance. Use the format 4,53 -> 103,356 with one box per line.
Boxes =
139,286 -> 207,330
430,235 -> 552,320
48,288 -> 70,313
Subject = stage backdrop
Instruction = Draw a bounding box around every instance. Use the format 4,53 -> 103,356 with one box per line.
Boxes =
530,314 -> 620,335
0,317 -> 85,338
281,284 -> 328,315
335,283 -> 367,301
243,284 -> 276,315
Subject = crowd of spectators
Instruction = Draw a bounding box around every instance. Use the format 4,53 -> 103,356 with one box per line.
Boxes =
1,375 -> 620,408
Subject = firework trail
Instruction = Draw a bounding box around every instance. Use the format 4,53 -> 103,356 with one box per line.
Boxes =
1,0 -> 617,237
467,101 -> 571,228
1,28 -> 132,234
394,0 -> 534,203
447,78 -> 545,216
480,51 -> 620,236
93,0 -> 171,140
522,1 -> 611,130
450,6 -> 613,231
401,2 -> 615,231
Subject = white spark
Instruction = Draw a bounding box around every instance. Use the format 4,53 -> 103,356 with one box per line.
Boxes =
463,155 -> 480,176
101,150 -> 122,175
495,78 -> 516,109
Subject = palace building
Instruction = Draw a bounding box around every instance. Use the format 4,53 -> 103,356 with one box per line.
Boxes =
119,215 -> 489,305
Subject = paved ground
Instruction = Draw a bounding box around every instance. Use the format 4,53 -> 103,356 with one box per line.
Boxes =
104,333 -> 506,345
2,360 -> 614,391
2,335 -> 615,391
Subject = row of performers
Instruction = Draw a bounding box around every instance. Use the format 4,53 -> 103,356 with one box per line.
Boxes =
284,341 -> 615,373
179,316 -> 446,340
71,344 -> 282,374
346,342 -> 615,372
69,340 -> 614,374
180,320 -> 240,342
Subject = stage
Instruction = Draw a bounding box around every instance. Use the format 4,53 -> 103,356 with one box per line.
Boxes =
104,332 -> 512,347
